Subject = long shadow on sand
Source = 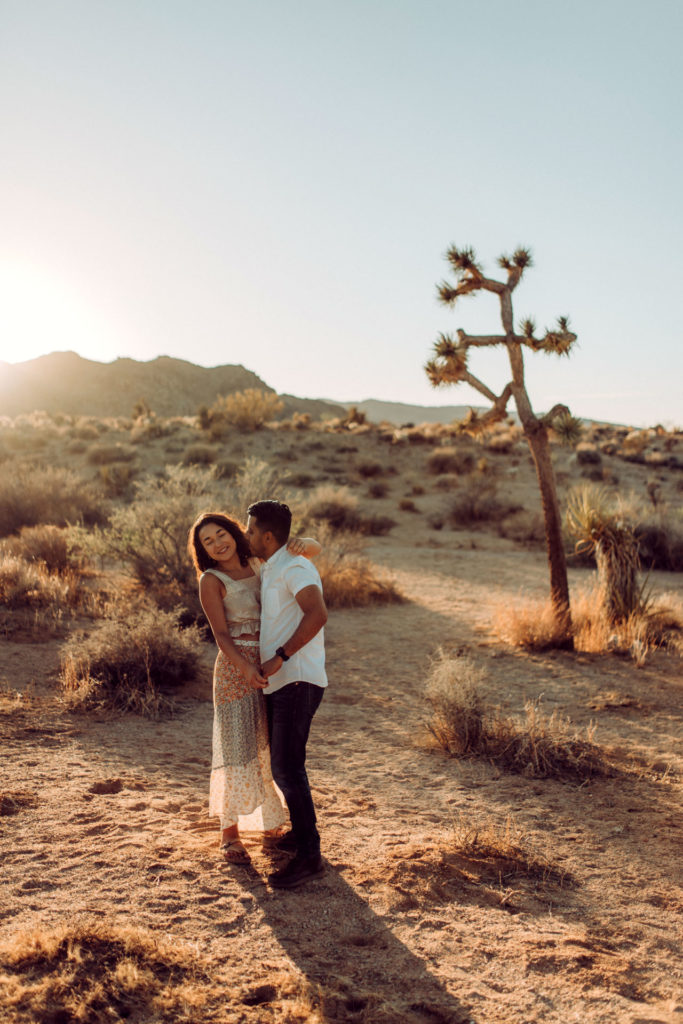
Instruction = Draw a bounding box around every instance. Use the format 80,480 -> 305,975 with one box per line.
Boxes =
228,858 -> 472,1024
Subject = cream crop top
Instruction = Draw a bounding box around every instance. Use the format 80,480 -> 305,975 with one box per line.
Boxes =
202,560 -> 262,638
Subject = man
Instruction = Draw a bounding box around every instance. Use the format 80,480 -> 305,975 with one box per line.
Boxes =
246,499 -> 328,889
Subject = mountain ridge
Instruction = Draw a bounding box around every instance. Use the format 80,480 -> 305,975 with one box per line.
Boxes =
0,352 -> 344,420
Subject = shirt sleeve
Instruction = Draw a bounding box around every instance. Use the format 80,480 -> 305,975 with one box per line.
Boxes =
282,558 -> 321,598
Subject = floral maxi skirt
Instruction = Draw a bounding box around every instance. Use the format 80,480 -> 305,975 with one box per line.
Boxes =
209,642 -> 286,832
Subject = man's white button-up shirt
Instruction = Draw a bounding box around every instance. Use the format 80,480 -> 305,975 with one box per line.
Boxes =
259,545 -> 328,695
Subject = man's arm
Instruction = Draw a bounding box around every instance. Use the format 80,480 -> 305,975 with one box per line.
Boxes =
261,585 -> 327,677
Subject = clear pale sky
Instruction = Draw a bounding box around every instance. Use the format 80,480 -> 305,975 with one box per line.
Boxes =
1,0 -> 681,426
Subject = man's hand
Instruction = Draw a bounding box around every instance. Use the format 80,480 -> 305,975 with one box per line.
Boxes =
243,662 -> 268,690
260,656 -> 282,678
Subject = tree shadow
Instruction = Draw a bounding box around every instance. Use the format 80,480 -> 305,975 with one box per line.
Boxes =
227,855 -> 472,1024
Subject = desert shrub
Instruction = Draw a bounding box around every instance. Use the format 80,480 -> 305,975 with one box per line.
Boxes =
448,476 -> 516,527
357,461 -> 385,478
228,457 -> 284,517
86,443 -> 136,465
498,510 -> 545,547
182,443 -> 218,466
0,464 -> 108,537
276,411 -> 312,431
427,447 -> 474,475
368,481 -> 390,499
314,529 -> 404,608
575,443 -> 602,465
205,389 -> 284,435
425,650 -> 485,753
297,484 -> 362,532
65,439 -> 87,454
634,516 -> 683,572
99,462 -> 136,497
0,524 -> 70,572
285,472 -> 314,488
214,458 -> 239,480
130,415 -> 169,443
358,514 -> 396,536
425,649 -> 608,779
70,423 -> 100,441
398,498 -> 419,512
60,604 -> 202,715
0,920 -> 215,1023
79,464 -> 221,617
434,474 -> 459,491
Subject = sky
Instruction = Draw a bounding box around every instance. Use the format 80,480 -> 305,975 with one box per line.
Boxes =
1,0 -> 682,426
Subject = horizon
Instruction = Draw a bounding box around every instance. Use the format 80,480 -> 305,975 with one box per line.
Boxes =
1,1 -> 682,429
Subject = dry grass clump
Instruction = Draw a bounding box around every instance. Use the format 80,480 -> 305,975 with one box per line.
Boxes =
0,464 -> 108,537
203,388 -> 284,435
314,530 -> 404,609
494,597 -> 572,651
427,447 -> 474,475
0,554 -> 81,637
425,649 -> 608,779
60,604 -> 202,715
450,813 -> 569,886
0,524 -> 71,572
0,789 -> 38,816
0,920 -> 215,1024
86,442 -> 136,465
495,586 -> 683,661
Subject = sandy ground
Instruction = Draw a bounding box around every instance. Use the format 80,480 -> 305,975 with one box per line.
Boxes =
1,419 -> 683,1023
2,520 -> 682,1023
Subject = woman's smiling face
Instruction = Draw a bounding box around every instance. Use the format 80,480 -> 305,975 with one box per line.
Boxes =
198,522 -> 237,564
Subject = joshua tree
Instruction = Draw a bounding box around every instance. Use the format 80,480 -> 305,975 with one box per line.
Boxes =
425,245 -> 581,642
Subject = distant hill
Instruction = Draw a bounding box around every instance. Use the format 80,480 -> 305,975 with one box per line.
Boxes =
343,398 -> 490,426
0,352 -> 345,420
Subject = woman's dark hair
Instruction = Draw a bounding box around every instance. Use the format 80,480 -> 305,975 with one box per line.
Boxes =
188,512 -> 252,577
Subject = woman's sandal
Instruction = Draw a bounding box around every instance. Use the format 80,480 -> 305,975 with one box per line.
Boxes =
220,839 -> 250,864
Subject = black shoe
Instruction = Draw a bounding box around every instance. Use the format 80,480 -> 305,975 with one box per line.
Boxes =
268,853 -> 325,889
273,829 -> 298,854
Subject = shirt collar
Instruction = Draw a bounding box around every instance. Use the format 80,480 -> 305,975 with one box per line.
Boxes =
262,544 -> 288,572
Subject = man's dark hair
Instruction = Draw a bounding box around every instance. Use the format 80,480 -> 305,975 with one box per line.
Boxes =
247,500 -> 292,545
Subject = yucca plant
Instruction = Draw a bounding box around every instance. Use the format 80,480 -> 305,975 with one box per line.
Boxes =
425,244 -> 578,644
566,486 -> 642,623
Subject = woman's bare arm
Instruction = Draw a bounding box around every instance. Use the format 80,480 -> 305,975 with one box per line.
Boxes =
198,574 -> 266,688
286,536 -> 322,558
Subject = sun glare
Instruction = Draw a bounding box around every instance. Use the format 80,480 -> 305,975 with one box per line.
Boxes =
0,261 -> 121,365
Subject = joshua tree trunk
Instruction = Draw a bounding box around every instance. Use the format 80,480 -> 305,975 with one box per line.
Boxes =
523,420 -> 572,639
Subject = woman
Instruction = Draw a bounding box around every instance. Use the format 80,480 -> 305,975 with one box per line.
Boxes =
188,511 -> 320,864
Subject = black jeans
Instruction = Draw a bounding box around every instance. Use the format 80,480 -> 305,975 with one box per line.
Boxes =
266,682 -> 324,858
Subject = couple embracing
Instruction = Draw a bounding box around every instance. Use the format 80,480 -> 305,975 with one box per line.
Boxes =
188,500 -> 328,890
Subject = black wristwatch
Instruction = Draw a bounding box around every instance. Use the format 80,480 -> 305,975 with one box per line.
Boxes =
275,646 -> 290,662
